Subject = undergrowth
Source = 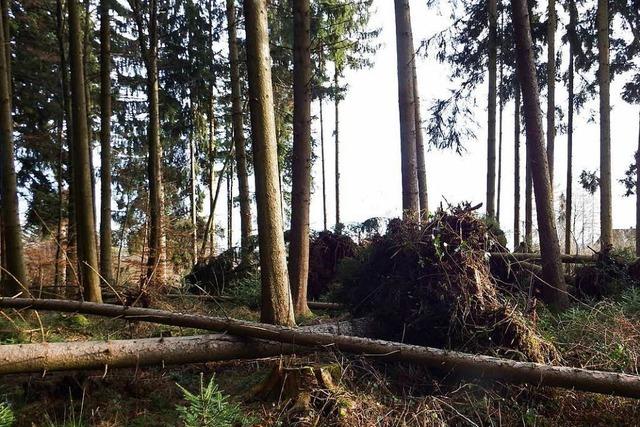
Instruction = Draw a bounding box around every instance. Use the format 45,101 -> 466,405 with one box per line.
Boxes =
176,374 -> 250,427
0,400 -> 14,427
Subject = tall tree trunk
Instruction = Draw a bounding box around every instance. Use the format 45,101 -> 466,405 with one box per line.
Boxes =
413,62 -> 428,218
0,4 -> 27,296
99,0 -> 113,286
525,143 -> 533,249
394,0 -> 419,219
243,0 -> 295,326
486,0 -> 498,218
497,52 -> 504,223
57,0 -> 78,291
514,84 -> 521,247
547,0 -> 556,185
226,0 -> 252,263
289,0 -> 312,317
319,96 -> 327,231
636,112 -> 640,257
227,162 -> 233,250
189,102 -> 197,264
334,65 -> 341,226
82,0 -> 97,234
597,0 -> 612,250
68,0 -> 102,302
131,0 -> 165,287
54,119 -> 66,291
512,0 -> 567,309
565,7 -> 575,254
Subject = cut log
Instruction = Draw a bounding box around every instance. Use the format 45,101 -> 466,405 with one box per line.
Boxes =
0,334 -> 301,374
2,299 -> 640,398
490,252 -> 596,263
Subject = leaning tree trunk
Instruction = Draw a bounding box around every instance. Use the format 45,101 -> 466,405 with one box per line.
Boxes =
512,0 -> 568,310
597,0 -> 612,250
0,4 -> 27,296
546,0 -> 556,186
289,0 -> 312,317
394,0 -> 419,219
226,0 -> 252,264
486,0 -> 498,219
243,0 -> 295,326
99,0 -> 113,286
514,84 -> 521,247
69,0 -> 102,303
189,102 -> 197,264
413,62 -> 428,218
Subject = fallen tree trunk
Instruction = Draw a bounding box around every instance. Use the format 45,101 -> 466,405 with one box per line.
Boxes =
0,334 -> 300,374
490,252 -> 596,263
2,298 -> 640,398
102,293 -> 344,311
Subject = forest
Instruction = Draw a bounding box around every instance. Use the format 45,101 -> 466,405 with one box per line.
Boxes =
0,0 -> 639,424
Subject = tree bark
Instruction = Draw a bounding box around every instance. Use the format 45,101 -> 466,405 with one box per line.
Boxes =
319,96 -> 327,231
69,0 -> 102,303
290,0 -> 312,317
394,0 -> 419,219
546,0 -> 556,185
3,299 -> 640,399
566,6 -> 576,254
597,0 -> 612,250
525,138 -> 533,250
497,44 -> 504,223
512,0 -> 568,309
486,0 -> 498,219
413,62 -> 428,218
190,106 -> 198,264
99,0 -> 113,286
0,3 -> 27,296
227,163 -> 233,249
636,112 -> 640,256
226,0 -> 252,264
131,0 -> 166,287
514,85 -> 521,246
243,0 -> 295,326
334,65 -> 341,226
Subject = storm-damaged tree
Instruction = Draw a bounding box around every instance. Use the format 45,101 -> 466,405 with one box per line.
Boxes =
130,0 -> 166,286
0,1 -> 27,296
487,0 -> 498,219
289,0 -> 312,317
512,0 -> 568,309
243,0 -> 295,326
226,0 -> 252,264
69,0 -> 102,302
394,0 -> 419,218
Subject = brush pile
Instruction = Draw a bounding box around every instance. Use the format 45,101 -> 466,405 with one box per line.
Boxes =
308,231 -> 359,299
184,248 -> 247,294
341,205 -> 557,363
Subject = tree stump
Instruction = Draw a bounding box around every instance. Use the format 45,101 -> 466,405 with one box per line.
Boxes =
252,360 -> 354,425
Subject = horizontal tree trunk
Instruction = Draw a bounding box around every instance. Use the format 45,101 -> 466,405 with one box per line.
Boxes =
0,334 -> 300,375
489,252 -> 595,263
2,299 -> 640,397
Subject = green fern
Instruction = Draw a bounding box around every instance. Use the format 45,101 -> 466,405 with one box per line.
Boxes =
0,400 -> 15,427
176,374 -> 246,427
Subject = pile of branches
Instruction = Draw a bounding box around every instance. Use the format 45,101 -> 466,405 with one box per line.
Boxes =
341,205 -> 558,363
308,231 -> 359,299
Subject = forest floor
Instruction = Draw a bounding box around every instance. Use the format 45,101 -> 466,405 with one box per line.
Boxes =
2,282 -> 640,426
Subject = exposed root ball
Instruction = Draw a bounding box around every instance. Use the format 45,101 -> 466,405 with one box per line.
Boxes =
342,206 -> 557,363
575,253 -> 637,299
308,231 -> 358,299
